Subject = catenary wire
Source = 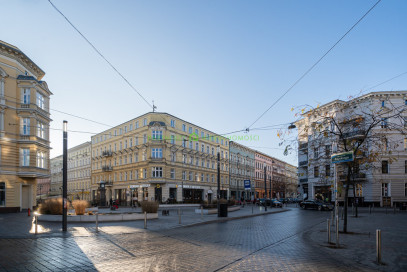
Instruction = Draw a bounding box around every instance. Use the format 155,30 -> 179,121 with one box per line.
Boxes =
247,0 -> 382,129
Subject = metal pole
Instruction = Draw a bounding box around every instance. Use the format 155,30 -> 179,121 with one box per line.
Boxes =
178,208 -> 181,224
376,229 -> 381,263
217,147 -> 221,217
35,214 -> 38,235
334,163 -> 338,229
144,212 -> 147,229
331,211 -> 334,226
95,212 -> 98,232
341,207 -> 344,220
62,121 -> 68,232
327,219 -> 331,243
369,205 -> 372,214
264,165 -> 267,211
201,206 -> 203,219
336,215 -> 339,248
269,176 -> 271,203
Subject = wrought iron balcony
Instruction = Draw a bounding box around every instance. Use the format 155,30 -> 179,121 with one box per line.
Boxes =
102,151 -> 113,157
342,130 -> 366,139
299,178 -> 308,183
102,166 -> 113,172
339,173 -> 366,181
299,161 -> 308,167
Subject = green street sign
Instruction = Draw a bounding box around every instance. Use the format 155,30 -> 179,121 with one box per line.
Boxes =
331,152 -> 354,164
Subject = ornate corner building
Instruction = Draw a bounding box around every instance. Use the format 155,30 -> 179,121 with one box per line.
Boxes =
0,40 -> 52,212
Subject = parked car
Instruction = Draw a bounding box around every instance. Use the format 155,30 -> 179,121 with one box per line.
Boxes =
271,199 -> 283,208
300,200 -> 333,211
257,198 -> 271,206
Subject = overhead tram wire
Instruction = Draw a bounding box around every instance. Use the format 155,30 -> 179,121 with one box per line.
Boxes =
47,0 -> 153,110
247,0 -> 382,130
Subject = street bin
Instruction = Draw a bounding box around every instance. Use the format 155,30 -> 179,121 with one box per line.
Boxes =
219,203 -> 228,217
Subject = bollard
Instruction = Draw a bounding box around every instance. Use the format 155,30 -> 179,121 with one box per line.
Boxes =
369,205 -> 372,214
201,206 -> 203,219
35,213 -> 38,235
376,229 -> 381,263
327,219 -> 331,244
95,212 -> 99,233
178,208 -> 181,224
144,212 -> 147,229
336,215 -> 339,248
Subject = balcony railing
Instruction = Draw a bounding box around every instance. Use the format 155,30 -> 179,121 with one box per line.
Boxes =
299,178 -> 308,183
299,161 -> 308,167
339,173 -> 366,181
342,130 -> 366,139
102,151 -> 113,157
102,166 -> 113,172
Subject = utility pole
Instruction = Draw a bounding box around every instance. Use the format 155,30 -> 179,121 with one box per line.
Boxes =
62,121 -> 68,232
264,164 -> 267,211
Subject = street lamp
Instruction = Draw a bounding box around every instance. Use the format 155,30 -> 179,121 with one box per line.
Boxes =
62,120 -> 68,232
217,145 -> 221,217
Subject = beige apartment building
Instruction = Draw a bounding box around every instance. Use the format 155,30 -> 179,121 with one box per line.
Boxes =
91,112 -> 230,205
0,40 -> 52,212
67,142 -> 91,201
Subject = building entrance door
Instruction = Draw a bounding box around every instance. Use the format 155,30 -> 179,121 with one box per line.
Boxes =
22,185 -> 30,210
155,187 -> 162,203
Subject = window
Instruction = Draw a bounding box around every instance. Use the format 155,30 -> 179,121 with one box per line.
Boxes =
171,119 -> 175,128
171,135 -> 175,144
143,118 -> 147,126
130,138 -> 133,147
37,151 -> 46,168
195,142 -> 199,151
152,130 -> 163,140
171,169 -> 175,179
143,168 -> 147,178
381,183 -> 389,196
216,137 -> 219,144
20,148 -> 30,166
135,136 -> 139,146
206,174 -> 209,182
0,182 -> 5,206
183,154 -> 186,163
189,127 -> 192,134
189,171 -> 193,181
37,122 -> 46,139
182,171 -> 186,180
22,88 -> 30,104
314,166 -> 319,178
36,92 -> 45,110
171,152 -> 176,162
314,147 -> 319,159
152,167 -> 163,178
189,141 -> 192,149
211,148 -> 214,155
143,134 -> 147,144
142,151 -> 146,161
135,121 -> 139,129
152,148 -> 162,158
207,146 -> 209,153
381,118 -> 388,128
201,144 -> 204,152
381,100 -> 385,107
325,145 -> 331,157
382,160 -> 389,174
124,126 -> 128,133
325,165 -> 330,177
182,124 -> 186,132
405,183 -> 407,197
201,173 -> 204,182
135,152 -> 139,162
21,118 -> 30,135
405,160 -> 407,174
135,170 -> 139,179
125,140 -> 128,149
130,124 -> 133,131
182,139 -> 186,147
404,117 -> 407,128
190,156 -> 193,165
201,131 -> 204,138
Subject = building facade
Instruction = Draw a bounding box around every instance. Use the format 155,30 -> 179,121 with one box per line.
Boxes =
296,91 -> 407,207
50,155 -> 62,196
0,40 -> 52,212
36,178 -> 50,201
91,112 -> 230,205
229,141 -> 255,201
254,151 -> 273,198
67,142 -> 91,201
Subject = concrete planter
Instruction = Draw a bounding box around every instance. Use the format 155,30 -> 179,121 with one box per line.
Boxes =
194,205 -> 241,214
37,212 -> 158,222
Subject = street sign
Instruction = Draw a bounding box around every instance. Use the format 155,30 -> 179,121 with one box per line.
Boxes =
244,180 -> 251,190
331,151 -> 354,164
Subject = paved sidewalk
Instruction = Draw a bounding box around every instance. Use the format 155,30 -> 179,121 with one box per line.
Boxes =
0,204 -> 289,238
306,207 -> 407,272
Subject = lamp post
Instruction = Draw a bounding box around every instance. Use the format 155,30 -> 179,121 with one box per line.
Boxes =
62,120 -> 68,232
269,176 -> 272,200
264,163 -> 267,211
217,145 -> 221,217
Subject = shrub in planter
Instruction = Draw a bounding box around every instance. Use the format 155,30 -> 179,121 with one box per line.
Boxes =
72,200 -> 89,215
140,201 -> 159,213
38,198 -> 63,215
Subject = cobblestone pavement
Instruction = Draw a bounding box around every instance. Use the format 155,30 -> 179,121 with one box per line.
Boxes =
0,206 -> 406,271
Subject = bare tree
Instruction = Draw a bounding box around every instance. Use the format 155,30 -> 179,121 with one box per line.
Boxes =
281,93 -> 406,233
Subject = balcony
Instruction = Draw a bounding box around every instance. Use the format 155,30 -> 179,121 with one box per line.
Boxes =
339,173 -> 366,181
342,130 -> 366,139
102,166 -> 113,172
299,160 -> 308,167
299,178 -> 308,183
102,151 -> 113,157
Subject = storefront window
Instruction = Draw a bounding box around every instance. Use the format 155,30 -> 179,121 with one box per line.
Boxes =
0,182 -> 5,206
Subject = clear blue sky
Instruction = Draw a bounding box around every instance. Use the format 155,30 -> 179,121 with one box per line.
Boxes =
1,0 -> 406,165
